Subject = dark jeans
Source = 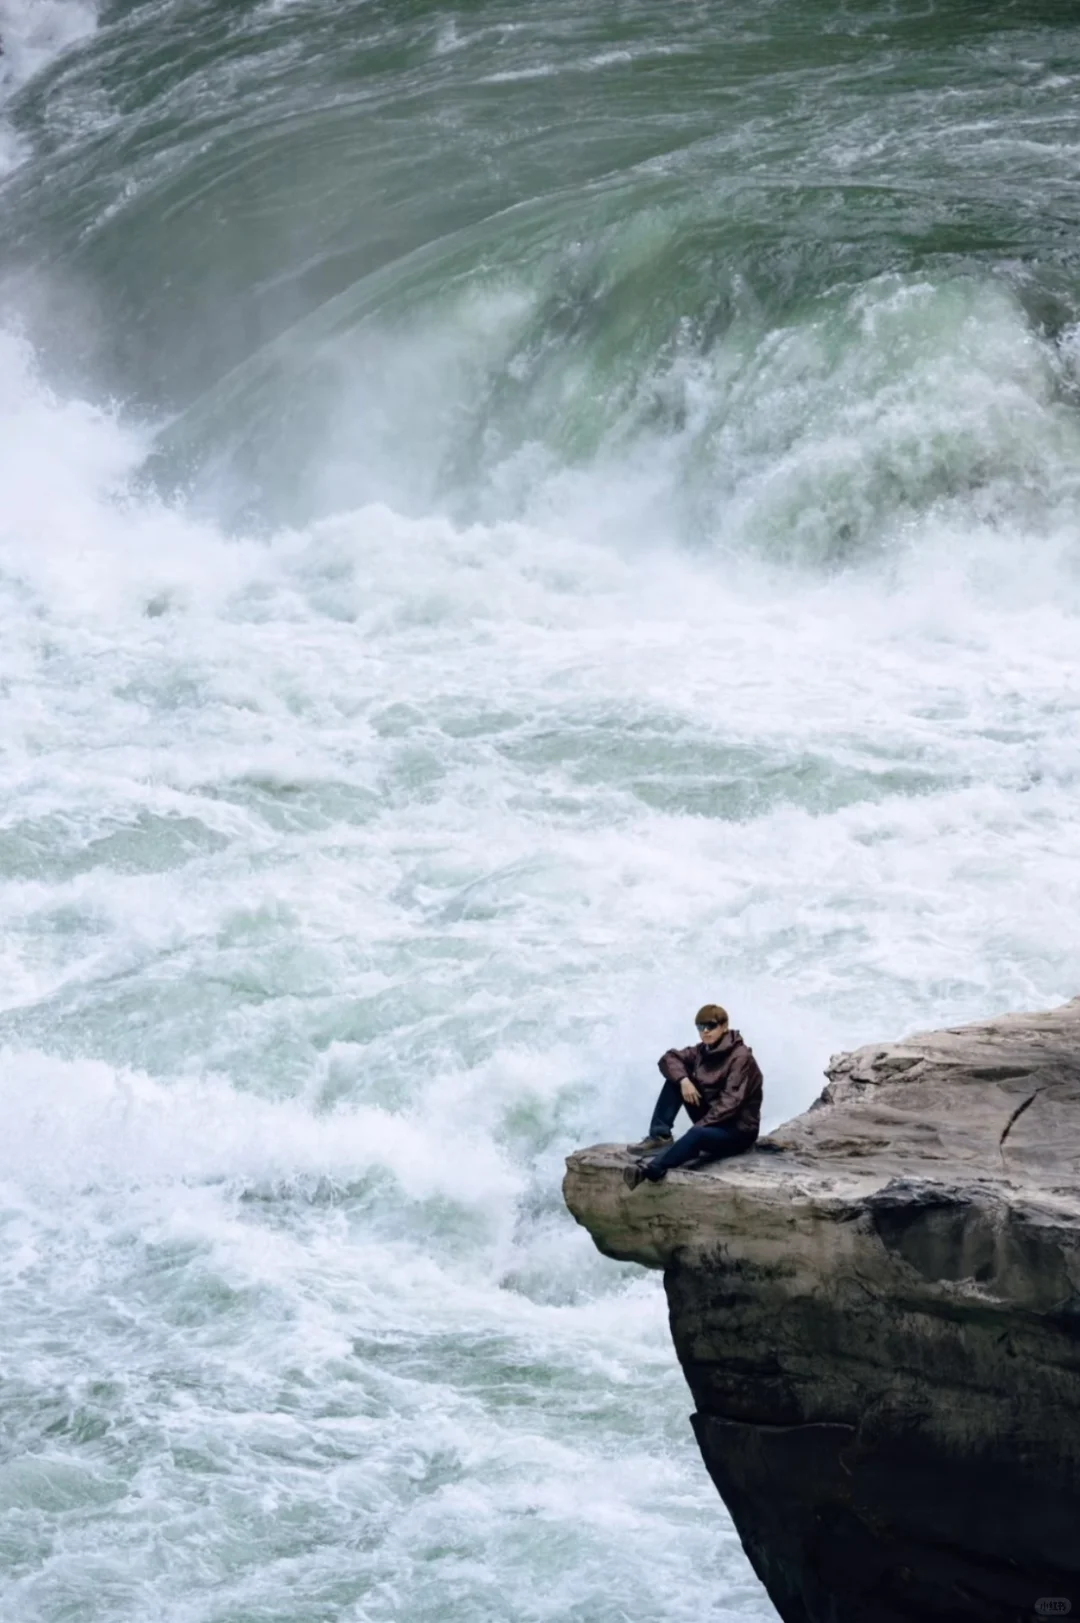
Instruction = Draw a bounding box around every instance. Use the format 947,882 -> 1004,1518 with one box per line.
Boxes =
648,1075 -> 689,1139
646,1080 -> 755,1179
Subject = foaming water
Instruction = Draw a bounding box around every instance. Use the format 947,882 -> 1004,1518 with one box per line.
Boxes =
5,310 -> 1080,1616
0,0 -> 97,170
4,4 -> 1080,1620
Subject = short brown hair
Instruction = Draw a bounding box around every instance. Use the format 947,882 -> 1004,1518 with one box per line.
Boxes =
695,1004 -> 728,1028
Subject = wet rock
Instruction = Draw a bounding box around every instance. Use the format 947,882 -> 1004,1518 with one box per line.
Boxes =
563,999 -> 1080,1623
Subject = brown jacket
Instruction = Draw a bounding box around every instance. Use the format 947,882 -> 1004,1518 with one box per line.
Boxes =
658,1031 -> 763,1137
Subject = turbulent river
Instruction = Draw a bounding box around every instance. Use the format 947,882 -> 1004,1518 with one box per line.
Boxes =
2,2 -> 1080,1619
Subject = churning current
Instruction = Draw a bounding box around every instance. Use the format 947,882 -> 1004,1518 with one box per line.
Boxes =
2,3 -> 1080,1620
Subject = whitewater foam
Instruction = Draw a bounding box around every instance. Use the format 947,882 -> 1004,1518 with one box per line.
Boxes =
0,0 -> 97,171
4,6 -> 1080,1617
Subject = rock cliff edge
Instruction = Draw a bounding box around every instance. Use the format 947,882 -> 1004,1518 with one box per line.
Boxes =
563,1000 -> 1080,1623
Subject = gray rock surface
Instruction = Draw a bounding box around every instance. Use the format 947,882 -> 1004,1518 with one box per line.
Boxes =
563,999 -> 1080,1623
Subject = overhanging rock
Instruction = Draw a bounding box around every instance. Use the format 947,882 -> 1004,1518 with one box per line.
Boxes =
563,999 -> 1080,1623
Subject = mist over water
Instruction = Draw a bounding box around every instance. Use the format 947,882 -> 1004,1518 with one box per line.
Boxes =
3,3 -> 1080,1619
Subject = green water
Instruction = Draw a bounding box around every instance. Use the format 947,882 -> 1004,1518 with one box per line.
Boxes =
2,2 -> 1080,1619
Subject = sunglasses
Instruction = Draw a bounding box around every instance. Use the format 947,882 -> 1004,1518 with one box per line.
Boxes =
696,1020 -> 723,1032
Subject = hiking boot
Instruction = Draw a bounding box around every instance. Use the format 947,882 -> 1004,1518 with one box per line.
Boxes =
623,1161 -> 669,1190
625,1132 -> 673,1155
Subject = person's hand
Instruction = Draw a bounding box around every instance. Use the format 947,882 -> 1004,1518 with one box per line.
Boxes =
680,1079 -> 701,1107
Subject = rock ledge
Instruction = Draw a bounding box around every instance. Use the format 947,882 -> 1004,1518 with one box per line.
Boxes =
564,1000 -> 1080,1623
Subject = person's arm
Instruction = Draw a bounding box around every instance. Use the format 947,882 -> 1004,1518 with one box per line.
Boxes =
698,1049 -> 759,1127
658,1046 -> 695,1083
659,1046 -> 702,1107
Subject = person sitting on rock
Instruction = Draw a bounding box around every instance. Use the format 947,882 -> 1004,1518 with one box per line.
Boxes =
623,1003 -> 762,1188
